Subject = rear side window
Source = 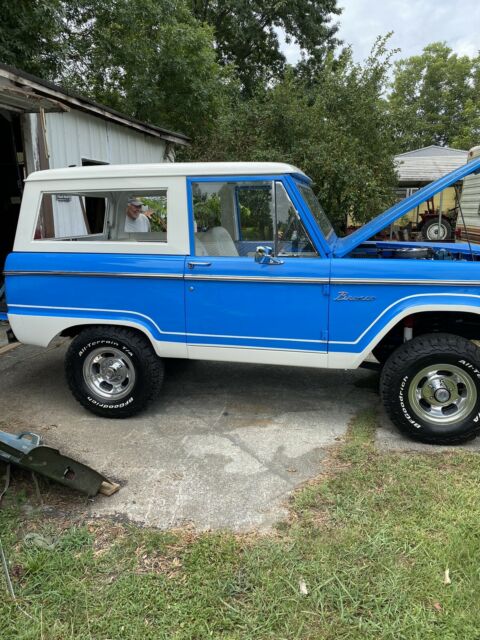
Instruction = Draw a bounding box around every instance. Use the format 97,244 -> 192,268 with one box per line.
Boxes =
34,190 -> 168,242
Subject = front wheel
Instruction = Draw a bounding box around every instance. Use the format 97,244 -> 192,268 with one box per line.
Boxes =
65,327 -> 164,418
380,333 -> 480,445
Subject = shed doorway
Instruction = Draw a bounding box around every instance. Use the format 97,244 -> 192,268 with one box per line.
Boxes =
0,110 -> 24,312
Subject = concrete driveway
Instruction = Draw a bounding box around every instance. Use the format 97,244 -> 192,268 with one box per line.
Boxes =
1,334 -> 478,531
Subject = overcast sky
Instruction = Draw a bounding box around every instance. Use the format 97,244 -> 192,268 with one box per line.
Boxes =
281,0 -> 478,65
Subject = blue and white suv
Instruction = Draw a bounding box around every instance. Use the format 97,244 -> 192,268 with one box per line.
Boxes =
4,159 -> 480,444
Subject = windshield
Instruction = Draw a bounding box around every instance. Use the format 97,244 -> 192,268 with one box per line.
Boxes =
296,182 -> 335,244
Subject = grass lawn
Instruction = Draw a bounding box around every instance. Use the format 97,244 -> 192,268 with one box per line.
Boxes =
2,409 -> 480,639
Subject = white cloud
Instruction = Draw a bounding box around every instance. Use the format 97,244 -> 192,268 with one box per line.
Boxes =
336,0 -> 479,62
279,0 -> 479,64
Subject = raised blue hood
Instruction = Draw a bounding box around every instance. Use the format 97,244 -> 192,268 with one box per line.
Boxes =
332,155 -> 480,258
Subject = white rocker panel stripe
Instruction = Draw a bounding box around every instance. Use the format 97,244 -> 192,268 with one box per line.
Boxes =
187,344 -> 328,368
8,314 -> 188,358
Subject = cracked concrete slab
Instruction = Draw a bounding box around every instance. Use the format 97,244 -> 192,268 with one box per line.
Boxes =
0,340 -> 377,531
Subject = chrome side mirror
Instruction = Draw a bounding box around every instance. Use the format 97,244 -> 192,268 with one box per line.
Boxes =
255,246 -> 284,265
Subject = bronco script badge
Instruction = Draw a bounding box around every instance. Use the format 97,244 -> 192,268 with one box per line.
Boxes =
334,291 -> 376,302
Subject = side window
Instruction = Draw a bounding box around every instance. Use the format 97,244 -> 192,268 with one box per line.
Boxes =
191,180 -> 317,257
35,193 -> 107,240
34,190 -> 168,242
192,181 -> 273,257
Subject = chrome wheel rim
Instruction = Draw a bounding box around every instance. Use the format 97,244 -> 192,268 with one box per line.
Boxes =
83,347 -> 136,400
426,223 -> 447,241
408,364 -> 477,426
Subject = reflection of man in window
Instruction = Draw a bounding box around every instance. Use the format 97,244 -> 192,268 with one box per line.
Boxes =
124,197 -> 151,233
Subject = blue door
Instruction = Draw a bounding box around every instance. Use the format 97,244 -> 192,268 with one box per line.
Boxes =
184,177 -> 330,364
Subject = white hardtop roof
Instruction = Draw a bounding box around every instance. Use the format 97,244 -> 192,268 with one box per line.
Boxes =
26,162 -> 307,182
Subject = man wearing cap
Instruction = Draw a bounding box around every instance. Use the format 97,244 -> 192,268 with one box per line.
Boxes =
124,197 -> 151,233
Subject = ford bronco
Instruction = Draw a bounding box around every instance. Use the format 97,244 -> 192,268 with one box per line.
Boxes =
4,159 -> 480,445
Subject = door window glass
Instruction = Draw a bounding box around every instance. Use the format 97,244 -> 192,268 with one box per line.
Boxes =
192,181 -> 273,257
191,180 -> 317,257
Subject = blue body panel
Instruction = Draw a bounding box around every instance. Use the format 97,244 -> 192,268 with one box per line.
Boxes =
5,160 -> 480,365
6,252 -> 186,343
185,257 -> 329,351
328,258 -> 480,354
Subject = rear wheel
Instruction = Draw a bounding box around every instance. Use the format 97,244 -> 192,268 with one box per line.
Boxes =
380,333 -> 480,444
65,327 -> 164,418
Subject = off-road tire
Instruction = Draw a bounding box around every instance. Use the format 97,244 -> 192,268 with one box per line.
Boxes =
65,327 -> 164,418
380,333 -> 480,445
421,217 -> 452,242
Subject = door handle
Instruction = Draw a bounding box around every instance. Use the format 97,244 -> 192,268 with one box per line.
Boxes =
187,261 -> 212,269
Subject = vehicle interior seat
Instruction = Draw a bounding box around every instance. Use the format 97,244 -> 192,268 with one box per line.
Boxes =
197,226 -> 238,256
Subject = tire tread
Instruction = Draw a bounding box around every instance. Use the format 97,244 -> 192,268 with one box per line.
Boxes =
380,333 -> 480,445
65,326 -> 163,418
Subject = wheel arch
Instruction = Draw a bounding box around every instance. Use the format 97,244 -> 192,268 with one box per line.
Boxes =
7,313 -> 187,358
370,305 -> 480,363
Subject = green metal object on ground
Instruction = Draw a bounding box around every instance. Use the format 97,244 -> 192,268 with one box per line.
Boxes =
0,431 -> 118,497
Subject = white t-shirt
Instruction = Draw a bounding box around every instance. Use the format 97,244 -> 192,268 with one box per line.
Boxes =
124,213 -> 151,233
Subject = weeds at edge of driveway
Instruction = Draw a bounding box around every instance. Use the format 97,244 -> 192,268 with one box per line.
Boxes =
2,408 -> 480,639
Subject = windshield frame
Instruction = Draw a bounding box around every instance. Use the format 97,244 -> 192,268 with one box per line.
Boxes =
292,177 -> 337,253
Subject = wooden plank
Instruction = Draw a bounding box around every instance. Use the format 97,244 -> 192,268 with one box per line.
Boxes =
0,342 -> 20,356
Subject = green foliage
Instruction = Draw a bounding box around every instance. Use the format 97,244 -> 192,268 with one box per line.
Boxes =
189,0 -> 342,94
389,42 -> 480,152
0,0 -> 225,138
59,0 -> 224,137
186,38 -> 398,231
141,196 -> 167,232
192,189 -> 222,229
0,1 -> 67,78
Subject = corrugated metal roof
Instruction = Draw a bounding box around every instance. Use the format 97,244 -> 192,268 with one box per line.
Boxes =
395,150 -> 468,184
396,145 -> 467,158
0,63 -> 190,145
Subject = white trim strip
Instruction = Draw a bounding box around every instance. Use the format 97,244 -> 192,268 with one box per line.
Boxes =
6,271 -> 480,287
330,293 -> 480,345
8,303 -> 184,337
185,274 -> 328,284
186,332 -> 326,343
331,278 -> 480,286
4,270 -> 184,280
188,343 -> 327,354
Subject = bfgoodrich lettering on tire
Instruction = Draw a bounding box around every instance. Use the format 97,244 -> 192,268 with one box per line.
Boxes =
380,333 -> 480,445
65,327 -> 164,418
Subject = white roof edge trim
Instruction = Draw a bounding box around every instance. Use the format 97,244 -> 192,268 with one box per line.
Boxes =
0,67 -> 190,145
25,162 -> 308,182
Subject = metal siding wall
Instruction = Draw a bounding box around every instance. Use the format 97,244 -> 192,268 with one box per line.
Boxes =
43,110 -> 167,235
45,110 -> 167,167
462,174 -> 480,223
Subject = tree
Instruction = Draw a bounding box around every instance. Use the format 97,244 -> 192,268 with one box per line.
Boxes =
189,0 -> 342,93
0,0 -> 226,137
186,39 -> 398,232
0,1 -> 67,78
59,0 -> 225,136
389,43 -> 480,152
